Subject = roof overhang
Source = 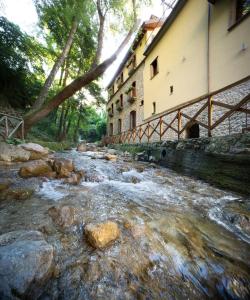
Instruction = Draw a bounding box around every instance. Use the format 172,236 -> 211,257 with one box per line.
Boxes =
144,0 -> 187,57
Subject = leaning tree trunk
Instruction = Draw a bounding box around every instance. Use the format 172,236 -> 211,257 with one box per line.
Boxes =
31,18 -> 78,111
22,12 -> 139,135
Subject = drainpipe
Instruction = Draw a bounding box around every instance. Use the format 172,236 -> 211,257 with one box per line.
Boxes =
207,3 -> 212,137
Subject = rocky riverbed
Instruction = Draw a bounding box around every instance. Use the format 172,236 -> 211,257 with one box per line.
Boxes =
0,145 -> 250,299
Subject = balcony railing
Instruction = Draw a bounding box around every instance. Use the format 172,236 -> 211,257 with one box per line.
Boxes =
108,109 -> 114,117
127,88 -> 137,104
116,101 -> 123,112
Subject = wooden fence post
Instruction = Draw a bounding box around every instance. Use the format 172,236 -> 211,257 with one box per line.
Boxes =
177,110 -> 182,140
208,96 -> 212,137
5,117 -> 8,139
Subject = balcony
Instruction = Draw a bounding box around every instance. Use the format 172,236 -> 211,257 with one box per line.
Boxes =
108,109 -> 114,117
126,88 -> 137,104
116,100 -> 123,112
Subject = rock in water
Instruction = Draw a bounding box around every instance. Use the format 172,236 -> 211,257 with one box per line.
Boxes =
19,143 -> 49,160
104,154 -> 117,161
85,221 -> 120,249
48,206 -> 78,228
19,160 -> 52,178
77,142 -> 87,152
53,158 -> 74,178
0,230 -> 53,299
0,142 -> 31,162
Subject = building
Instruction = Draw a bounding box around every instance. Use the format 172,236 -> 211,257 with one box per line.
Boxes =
107,0 -> 250,144
106,16 -> 163,138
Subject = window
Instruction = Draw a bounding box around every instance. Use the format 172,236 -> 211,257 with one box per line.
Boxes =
150,57 -> 159,78
132,81 -> 137,97
140,100 -> 144,106
170,85 -> 174,94
121,72 -> 124,83
152,102 -> 156,115
130,111 -> 136,129
111,103 -> 114,114
109,123 -> 113,136
118,119 -> 122,134
236,0 -> 250,21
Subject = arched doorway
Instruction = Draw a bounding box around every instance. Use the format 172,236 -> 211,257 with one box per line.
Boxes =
186,122 -> 200,139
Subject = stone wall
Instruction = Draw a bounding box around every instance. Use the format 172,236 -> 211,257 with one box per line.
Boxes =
110,133 -> 250,195
107,63 -> 145,136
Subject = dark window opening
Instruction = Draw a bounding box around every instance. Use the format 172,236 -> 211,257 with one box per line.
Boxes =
111,103 -> 114,114
130,110 -> 136,129
186,122 -> 200,139
121,72 -> 124,83
152,102 -> 156,115
170,85 -> 174,94
236,0 -> 250,21
118,119 -> 122,134
132,81 -> 137,97
109,123 -> 113,136
140,100 -> 144,106
150,57 -> 159,78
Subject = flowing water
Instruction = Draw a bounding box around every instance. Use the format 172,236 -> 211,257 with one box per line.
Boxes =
0,149 -> 250,299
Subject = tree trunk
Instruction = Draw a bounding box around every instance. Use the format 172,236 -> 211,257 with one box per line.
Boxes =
31,18 -> 78,111
23,17 -> 138,134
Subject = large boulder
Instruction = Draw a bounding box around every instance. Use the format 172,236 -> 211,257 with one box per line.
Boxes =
104,154 -> 117,161
77,142 -> 87,152
85,221 -> 120,249
0,230 -> 53,299
19,143 -> 49,160
0,142 -> 30,162
19,160 -> 52,178
53,158 -> 74,178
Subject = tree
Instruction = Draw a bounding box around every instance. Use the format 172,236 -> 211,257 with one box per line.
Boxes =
22,0 -> 145,134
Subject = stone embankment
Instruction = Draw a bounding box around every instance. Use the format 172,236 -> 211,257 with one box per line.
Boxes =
110,133 -> 250,194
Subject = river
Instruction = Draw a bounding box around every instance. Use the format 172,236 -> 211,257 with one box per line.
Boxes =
0,149 -> 250,299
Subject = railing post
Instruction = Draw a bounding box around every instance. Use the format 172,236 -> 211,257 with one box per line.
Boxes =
208,96 -> 212,137
147,122 -> 150,143
160,117 -> 162,142
177,110 -> 182,140
139,126 -> 142,143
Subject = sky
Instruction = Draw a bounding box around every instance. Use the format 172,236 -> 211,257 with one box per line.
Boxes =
0,0 -> 171,89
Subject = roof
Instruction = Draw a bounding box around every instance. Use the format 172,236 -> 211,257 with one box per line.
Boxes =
107,16 -> 163,89
144,0 -> 187,57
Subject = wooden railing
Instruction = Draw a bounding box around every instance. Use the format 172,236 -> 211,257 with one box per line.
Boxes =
107,91 -> 250,145
0,113 -> 24,140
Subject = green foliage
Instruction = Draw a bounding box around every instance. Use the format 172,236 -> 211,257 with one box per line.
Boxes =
0,17 -> 46,108
6,137 -> 25,145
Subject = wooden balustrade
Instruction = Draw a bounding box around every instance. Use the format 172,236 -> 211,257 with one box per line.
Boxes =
0,113 -> 24,140
106,90 -> 250,145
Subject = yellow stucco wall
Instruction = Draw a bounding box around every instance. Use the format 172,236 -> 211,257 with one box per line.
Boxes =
143,0 -> 208,120
143,0 -> 250,120
209,0 -> 250,92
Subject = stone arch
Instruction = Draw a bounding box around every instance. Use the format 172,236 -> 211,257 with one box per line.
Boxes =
185,121 -> 200,139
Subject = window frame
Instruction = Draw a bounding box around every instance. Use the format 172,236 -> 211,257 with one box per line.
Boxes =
228,0 -> 250,31
150,57 -> 159,79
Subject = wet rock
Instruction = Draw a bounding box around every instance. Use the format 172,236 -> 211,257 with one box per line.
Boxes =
63,171 -> 83,185
135,152 -> 146,161
0,182 -> 10,191
0,142 -> 31,162
19,142 -> 49,160
224,275 -> 250,300
19,160 -> 52,178
107,148 -> 117,155
104,154 -> 117,161
0,188 -> 34,200
85,221 -> 120,249
48,205 -> 78,228
0,230 -> 53,299
77,142 -> 87,152
53,158 -> 74,178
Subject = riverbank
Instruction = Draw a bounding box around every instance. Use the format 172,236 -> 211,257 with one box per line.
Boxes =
109,133 -> 250,195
